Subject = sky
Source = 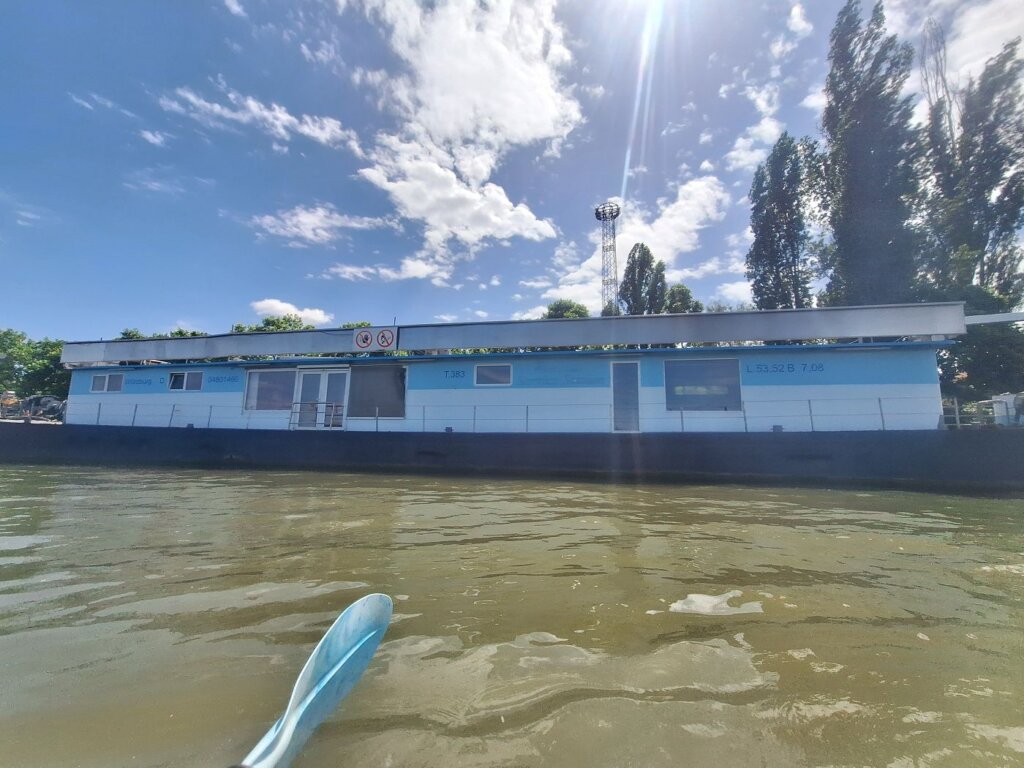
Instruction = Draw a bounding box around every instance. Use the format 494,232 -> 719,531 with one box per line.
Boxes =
2,0 -> 1022,341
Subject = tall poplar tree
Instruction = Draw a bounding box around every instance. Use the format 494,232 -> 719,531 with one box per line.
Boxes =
618,242 -> 668,314
919,29 -> 1024,305
746,132 -> 811,309
821,0 -> 917,305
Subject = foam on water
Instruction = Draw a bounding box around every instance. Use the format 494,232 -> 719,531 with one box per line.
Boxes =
668,590 -> 764,616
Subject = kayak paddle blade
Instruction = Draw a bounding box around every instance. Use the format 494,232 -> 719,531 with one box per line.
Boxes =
240,593 -> 393,768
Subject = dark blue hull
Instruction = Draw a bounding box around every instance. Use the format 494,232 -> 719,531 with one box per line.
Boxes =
1,422 -> 1022,495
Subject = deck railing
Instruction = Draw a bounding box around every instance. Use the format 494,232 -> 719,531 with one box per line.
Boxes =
66,395 -> 942,433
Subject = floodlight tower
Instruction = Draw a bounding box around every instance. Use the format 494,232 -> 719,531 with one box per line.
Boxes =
594,201 -> 622,313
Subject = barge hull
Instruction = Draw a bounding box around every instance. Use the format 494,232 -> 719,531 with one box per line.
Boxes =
1,423 -> 1022,494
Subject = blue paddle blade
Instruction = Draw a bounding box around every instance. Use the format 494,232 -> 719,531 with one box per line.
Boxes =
241,593 -> 393,768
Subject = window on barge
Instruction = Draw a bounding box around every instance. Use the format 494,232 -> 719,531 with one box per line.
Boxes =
664,359 -> 741,411
348,365 -> 406,417
90,373 -> 124,393
169,372 -> 203,391
475,364 -> 512,386
244,370 -> 296,410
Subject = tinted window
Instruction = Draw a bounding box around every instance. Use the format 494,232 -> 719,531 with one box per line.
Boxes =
245,370 -> 296,410
348,366 -> 405,417
185,372 -> 203,391
106,374 -> 124,392
475,364 -> 512,385
169,373 -> 186,390
665,359 -> 741,411
91,375 -> 105,392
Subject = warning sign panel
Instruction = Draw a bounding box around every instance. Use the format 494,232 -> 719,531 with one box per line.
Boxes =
353,326 -> 399,352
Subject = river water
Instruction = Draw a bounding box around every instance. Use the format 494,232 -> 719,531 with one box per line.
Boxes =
0,465 -> 1021,767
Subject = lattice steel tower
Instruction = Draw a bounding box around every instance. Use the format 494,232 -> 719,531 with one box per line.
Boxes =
594,201 -> 622,312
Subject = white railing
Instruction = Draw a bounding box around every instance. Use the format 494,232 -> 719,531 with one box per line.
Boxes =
67,396 -> 942,433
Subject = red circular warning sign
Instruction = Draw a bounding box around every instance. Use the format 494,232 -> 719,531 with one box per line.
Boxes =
355,330 -> 373,349
377,329 -> 395,348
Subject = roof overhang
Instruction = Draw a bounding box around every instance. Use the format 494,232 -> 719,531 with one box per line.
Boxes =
60,302 -> 967,366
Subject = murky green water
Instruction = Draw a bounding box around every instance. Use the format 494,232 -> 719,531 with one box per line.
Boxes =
0,466 -> 1022,767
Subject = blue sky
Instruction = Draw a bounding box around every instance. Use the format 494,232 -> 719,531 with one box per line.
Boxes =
3,0 -> 1021,340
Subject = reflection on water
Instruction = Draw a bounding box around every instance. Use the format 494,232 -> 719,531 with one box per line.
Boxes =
0,465 -> 1022,767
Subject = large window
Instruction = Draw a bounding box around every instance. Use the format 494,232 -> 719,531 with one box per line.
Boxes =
475,364 -> 512,386
664,359 -> 741,411
348,365 -> 406,417
244,370 -> 296,411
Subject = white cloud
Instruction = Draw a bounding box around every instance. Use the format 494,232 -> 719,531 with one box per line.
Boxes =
713,280 -> 753,306
250,298 -> 334,326
512,305 -> 547,320
351,0 -> 579,265
724,137 -> 767,173
323,264 -> 378,281
770,36 -> 797,60
519,277 -> 553,290
787,4 -> 813,38
435,313 -> 458,322
320,256 -> 453,286
668,254 -> 745,282
68,92 -> 137,118
725,117 -> 783,172
743,83 -> 780,118
580,84 -> 606,99
223,0 -> 247,18
251,203 -> 391,247
699,130 -> 713,145
16,210 -> 41,227
699,159 -> 715,172
139,130 -> 171,147
800,83 -> 826,113
726,228 -> 754,249
160,78 -> 361,154
945,0 -> 1024,82
359,134 -> 556,254
473,310 -> 489,318
122,167 -> 186,195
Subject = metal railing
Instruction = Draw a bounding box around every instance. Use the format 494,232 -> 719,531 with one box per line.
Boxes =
66,396 -> 943,434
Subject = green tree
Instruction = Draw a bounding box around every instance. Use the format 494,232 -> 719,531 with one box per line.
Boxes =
927,286 -> 1024,400
117,328 -> 145,340
543,299 -> 590,319
664,284 -> 704,313
600,301 -> 621,317
0,329 -> 30,392
747,132 -> 812,309
20,338 -> 70,396
820,0 -> 918,305
919,29 -> 1024,305
618,242 -> 668,314
231,314 -> 315,333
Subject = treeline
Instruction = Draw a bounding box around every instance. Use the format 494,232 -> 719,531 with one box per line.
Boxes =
0,315 -> 372,399
745,0 -> 1024,399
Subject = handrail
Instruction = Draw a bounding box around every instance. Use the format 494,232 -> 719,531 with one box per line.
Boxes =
65,395 -> 945,433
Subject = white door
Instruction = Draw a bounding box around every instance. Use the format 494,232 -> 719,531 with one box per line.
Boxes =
295,369 -> 349,429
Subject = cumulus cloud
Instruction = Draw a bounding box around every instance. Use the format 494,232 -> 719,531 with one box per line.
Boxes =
250,298 -> 334,326
787,3 -> 813,38
725,87 -> 784,172
160,77 -> 361,154
250,203 -> 391,247
668,255 -> 746,282
348,0 -> 580,271
713,280 -> 754,306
